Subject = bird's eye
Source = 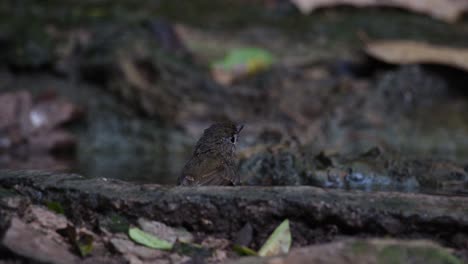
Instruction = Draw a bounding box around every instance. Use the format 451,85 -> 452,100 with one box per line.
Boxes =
230,135 -> 237,143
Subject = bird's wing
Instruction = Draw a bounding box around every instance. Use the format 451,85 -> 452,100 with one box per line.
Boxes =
179,155 -> 234,186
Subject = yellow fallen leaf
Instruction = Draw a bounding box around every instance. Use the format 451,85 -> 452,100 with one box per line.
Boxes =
258,219 -> 292,257
365,40 -> 468,72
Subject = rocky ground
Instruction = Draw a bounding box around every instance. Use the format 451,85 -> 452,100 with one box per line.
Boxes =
0,171 -> 467,263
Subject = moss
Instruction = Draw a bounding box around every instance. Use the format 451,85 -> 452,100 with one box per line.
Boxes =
350,240 -> 373,255
46,201 -> 65,215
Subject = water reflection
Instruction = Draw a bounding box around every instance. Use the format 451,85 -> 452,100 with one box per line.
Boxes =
75,149 -> 187,184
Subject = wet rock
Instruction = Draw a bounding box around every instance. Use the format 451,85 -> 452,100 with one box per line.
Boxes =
240,146 -> 468,193
241,149 -> 302,185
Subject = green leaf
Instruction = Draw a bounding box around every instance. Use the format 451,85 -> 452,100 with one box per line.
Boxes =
46,201 -> 65,215
77,234 -> 94,257
233,245 -> 258,256
128,227 -> 173,250
212,47 -> 275,73
258,219 -> 291,257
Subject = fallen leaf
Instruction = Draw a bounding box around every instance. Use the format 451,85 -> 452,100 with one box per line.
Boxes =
0,90 -> 82,160
212,47 -> 275,73
128,227 -> 173,250
30,97 -> 83,132
211,47 -> 275,85
258,219 -> 292,257
233,245 -> 258,256
290,0 -> 468,23
365,40 -> 468,72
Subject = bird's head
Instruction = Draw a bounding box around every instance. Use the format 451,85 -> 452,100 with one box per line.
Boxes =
194,122 -> 244,155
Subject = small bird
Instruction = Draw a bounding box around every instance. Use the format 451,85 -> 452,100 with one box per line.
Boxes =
178,122 -> 244,186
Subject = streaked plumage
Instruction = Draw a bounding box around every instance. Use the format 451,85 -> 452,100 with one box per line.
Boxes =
178,122 -> 243,186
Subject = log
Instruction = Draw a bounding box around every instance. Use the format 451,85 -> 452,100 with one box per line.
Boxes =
0,170 -> 467,247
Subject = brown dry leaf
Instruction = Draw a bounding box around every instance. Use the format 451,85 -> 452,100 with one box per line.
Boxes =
291,0 -> 468,23
30,98 -> 83,132
365,40 -> 468,72
0,90 -> 82,154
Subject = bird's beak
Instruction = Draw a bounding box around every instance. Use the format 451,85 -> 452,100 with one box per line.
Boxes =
236,124 -> 244,133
